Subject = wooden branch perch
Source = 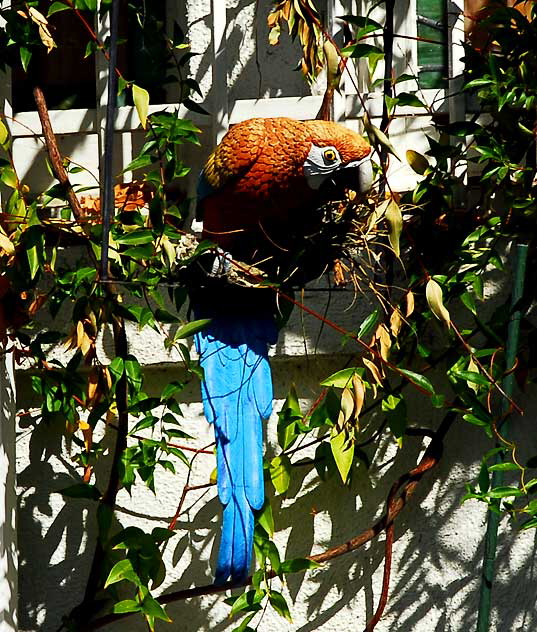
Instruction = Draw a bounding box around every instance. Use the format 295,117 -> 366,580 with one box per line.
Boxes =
33,86 -> 85,221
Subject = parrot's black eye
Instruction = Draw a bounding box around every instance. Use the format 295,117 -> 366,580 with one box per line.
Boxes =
323,149 -> 338,163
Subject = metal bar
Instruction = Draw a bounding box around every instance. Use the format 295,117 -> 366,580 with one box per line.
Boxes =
476,242 -> 529,632
100,0 -> 120,281
417,15 -> 444,30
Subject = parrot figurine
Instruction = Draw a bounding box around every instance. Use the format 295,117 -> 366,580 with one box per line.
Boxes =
192,117 -> 372,584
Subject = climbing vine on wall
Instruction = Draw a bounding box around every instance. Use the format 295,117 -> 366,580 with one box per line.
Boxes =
1,1 -> 537,631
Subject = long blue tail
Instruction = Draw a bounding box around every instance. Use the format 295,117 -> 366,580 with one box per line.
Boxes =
194,315 -> 277,584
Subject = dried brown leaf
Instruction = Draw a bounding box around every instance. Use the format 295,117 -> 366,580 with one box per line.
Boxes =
363,357 -> 383,387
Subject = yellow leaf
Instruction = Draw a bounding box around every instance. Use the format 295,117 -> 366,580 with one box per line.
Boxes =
87,368 -> 99,403
385,198 -> 402,258
375,323 -> 391,362
352,374 -> 365,423
0,233 -> 15,255
38,24 -> 56,53
426,278 -> 451,328
406,149 -> 429,175
28,7 -> 48,26
337,387 -> 355,428
323,38 -> 341,89
405,290 -> 415,318
132,84 -> 150,129
76,320 -> 85,348
363,112 -> 400,160
467,357 -> 480,393
80,332 -> 92,357
0,120 -> 8,146
209,467 -> 217,485
390,307 -> 403,338
366,198 -> 390,233
102,366 -> 112,391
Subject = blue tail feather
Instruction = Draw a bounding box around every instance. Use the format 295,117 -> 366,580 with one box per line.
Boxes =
195,315 -> 277,583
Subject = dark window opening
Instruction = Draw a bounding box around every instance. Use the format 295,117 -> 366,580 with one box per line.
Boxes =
12,1 -> 170,113
12,8 -> 96,112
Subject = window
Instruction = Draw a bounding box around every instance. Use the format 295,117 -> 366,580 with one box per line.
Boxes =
417,0 -> 448,89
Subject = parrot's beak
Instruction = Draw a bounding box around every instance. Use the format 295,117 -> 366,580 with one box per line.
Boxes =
339,156 -> 374,193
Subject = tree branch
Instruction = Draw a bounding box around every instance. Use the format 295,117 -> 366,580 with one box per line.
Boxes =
33,86 -> 85,222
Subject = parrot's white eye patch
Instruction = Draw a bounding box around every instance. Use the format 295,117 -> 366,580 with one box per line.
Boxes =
304,144 -> 343,189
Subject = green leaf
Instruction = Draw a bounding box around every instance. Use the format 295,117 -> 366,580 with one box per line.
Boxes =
113,599 -> 141,614
109,357 -> 125,381
321,368 -> 357,388
488,462 -> 521,472
115,229 -> 154,245
151,527 -> 174,543
125,357 -> 143,391
280,558 -> 320,573
232,612 -> 257,632
382,394 -> 407,446
487,486 -> 524,499
26,246 -> 40,281
104,558 -> 141,588
330,428 -> 354,483
269,455 -> 291,494
175,318 -> 211,338
451,370 -> 490,387
228,590 -> 264,617
396,92 -> 426,108
398,369 -> 435,395
520,517 -> 537,530
464,78 -> 494,89
344,43 -> 384,60
256,500 -> 274,537
269,591 -> 292,622
123,154 -> 154,173
132,84 -> 150,129
161,380 -> 185,400
141,594 -> 171,622
183,98 -> 210,115
20,47 -> 32,72
406,149 -> 429,175
338,15 -> 382,30
478,460 -> 490,494
48,2 -> 70,15
463,413 -> 490,427
357,309 -> 379,339
1,167 -> 18,189
58,483 -> 101,500
277,385 -> 301,450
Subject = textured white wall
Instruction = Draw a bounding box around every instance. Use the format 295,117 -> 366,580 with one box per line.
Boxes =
15,352 -> 537,631
11,1 -> 537,631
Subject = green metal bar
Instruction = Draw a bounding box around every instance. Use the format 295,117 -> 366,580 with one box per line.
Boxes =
476,242 -> 529,631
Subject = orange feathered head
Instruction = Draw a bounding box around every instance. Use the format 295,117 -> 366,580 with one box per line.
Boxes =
198,117 -> 372,267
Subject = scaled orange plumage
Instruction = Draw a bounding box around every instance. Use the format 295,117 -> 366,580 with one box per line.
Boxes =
198,117 -> 371,263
